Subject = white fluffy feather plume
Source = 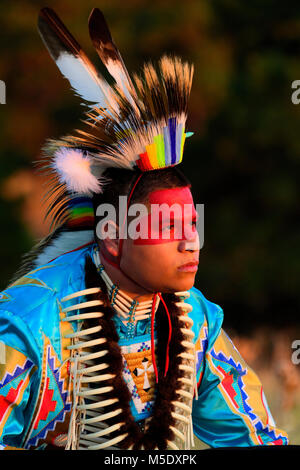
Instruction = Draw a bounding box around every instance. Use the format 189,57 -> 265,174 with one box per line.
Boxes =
53,148 -> 102,196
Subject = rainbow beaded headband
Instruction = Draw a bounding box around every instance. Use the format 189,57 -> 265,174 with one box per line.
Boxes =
136,118 -> 194,171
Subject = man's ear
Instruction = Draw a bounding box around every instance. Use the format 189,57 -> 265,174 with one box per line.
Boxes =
99,220 -> 120,258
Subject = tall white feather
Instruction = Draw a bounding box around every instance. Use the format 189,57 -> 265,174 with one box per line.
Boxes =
56,52 -> 115,109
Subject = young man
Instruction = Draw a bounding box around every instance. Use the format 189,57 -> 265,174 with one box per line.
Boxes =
0,8 -> 288,450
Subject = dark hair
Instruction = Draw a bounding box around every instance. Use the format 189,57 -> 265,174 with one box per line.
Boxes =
92,166 -> 191,235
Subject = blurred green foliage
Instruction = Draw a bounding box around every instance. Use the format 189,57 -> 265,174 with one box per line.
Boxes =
0,0 -> 299,332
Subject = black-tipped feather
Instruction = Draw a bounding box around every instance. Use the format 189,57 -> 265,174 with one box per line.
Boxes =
38,7 -> 114,107
88,8 -> 135,98
38,7 -> 82,61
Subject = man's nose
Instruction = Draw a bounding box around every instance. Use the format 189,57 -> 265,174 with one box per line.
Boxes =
178,231 -> 200,252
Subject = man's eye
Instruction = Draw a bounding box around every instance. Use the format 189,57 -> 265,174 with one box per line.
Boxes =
163,224 -> 174,231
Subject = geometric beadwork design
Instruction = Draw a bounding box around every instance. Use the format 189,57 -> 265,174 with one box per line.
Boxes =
0,292 -> 11,303
0,358 -> 34,389
120,340 -> 155,418
25,341 -> 71,448
0,356 -> 34,430
210,330 -> 288,446
194,320 -> 208,377
132,356 -> 154,399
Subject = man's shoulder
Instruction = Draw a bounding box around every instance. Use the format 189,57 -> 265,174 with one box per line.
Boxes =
0,243 -> 93,322
188,286 -> 224,319
186,286 -> 224,342
0,244 -> 94,357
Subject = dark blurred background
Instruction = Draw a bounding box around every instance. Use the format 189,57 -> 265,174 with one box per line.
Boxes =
0,0 -> 300,442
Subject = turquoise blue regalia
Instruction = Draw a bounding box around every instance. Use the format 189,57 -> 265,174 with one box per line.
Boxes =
0,243 -> 288,449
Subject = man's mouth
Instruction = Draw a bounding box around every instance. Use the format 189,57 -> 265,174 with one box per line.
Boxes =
177,261 -> 199,272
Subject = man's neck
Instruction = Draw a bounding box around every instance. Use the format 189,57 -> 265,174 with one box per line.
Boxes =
99,248 -> 155,303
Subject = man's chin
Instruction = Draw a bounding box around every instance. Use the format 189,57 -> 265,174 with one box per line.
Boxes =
161,276 -> 196,294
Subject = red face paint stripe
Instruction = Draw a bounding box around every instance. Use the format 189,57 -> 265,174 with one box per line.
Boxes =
133,186 -> 198,245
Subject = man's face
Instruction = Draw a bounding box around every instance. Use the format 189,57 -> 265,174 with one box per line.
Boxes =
119,186 -> 200,293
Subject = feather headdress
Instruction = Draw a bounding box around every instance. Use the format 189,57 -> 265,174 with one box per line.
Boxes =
10,7 -> 194,279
